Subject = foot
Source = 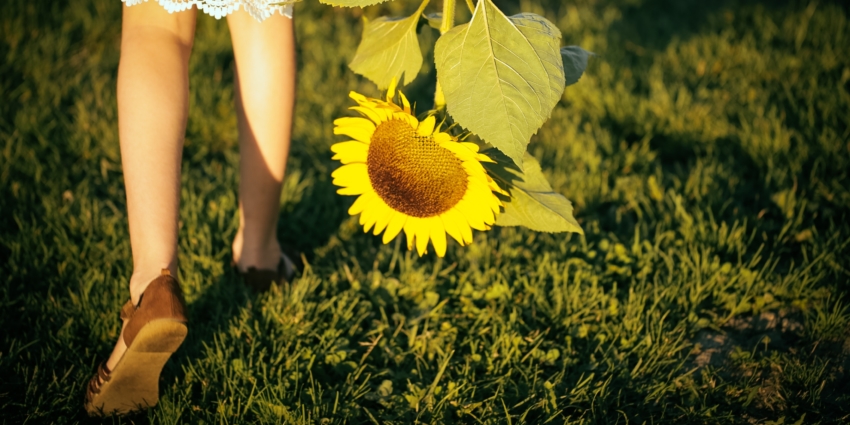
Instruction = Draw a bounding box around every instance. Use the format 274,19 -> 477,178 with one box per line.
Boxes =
86,270 -> 188,415
105,267 -> 175,371
231,229 -> 283,273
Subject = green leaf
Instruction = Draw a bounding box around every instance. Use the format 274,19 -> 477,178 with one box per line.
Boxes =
318,0 -> 390,7
435,0 -> 565,169
561,46 -> 592,87
348,0 -> 429,89
484,151 -> 583,234
424,12 -> 443,30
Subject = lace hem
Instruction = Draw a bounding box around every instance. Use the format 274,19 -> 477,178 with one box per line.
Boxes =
123,0 -> 295,22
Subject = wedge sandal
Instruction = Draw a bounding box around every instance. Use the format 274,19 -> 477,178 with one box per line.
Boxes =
85,269 -> 188,416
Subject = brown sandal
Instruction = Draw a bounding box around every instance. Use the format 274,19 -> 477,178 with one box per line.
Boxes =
85,269 -> 188,416
239,250 -> 302,293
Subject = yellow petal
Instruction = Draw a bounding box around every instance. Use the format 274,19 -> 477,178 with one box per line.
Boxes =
331,163 -> 367,184
382,211 -> 407,244
463,189 -> 497,225
349,91 -> 368,103
336,170 -> 371,195
348,191 -> 376,216
440,209 -> 465,245
444,205 -> 475,245
428,217 -> 447,257
392,111 -> 418,129
417,115 -> 436,137
334,116 -> 374,129
399,91 -> 412,114
403,217 -> 419,251
351,106 -> 385,125
433,132 -> 453,144
462,159 -> 486,175
477,153 -> 496,163
360,199 -> 380,233
374,106 -> 395,123
386,77 -> 398,103
455,198 -> 488,230
334,124 -> 374,144
439,141 -> 477,161
460,142 -> 480,153
337,182 -> 371,196
459,218 -> 473,245
331,141 -> 368,164
372,199 -> 395,236
414,219 -> 430,256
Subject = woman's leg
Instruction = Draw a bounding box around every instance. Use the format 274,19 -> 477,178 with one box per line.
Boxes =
226,10 -> 297,272
107,2 -> 196,370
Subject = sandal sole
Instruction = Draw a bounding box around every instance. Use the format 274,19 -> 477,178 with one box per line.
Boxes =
85,319 -> 187,416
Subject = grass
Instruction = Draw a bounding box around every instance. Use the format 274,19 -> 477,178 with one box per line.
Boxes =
1,0 -> 849,423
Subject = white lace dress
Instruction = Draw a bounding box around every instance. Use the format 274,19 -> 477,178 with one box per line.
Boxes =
124,0 -> 295,21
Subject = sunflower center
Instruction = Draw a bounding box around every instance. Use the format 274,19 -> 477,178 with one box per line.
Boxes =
367,119 -> 468,218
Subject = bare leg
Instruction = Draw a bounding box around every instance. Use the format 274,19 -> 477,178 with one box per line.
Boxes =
107,2 -> 196,371
227,10 -> 296,272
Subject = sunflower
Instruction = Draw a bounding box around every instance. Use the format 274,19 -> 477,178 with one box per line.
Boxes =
330,80 -> 503,257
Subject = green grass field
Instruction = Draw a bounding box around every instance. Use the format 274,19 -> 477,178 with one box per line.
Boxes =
2,0 -> 850,423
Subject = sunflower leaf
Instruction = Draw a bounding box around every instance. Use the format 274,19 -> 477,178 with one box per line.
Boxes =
435,0 -> 565,169
561,46 -> 593,87
318,0 -> 391,7
424,12 -> 443,30
348,0 -> 429,89
484,151 -> 583,234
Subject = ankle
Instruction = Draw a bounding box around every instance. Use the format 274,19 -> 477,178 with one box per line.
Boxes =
129,265 -> 177,304
232,229 -> 281,272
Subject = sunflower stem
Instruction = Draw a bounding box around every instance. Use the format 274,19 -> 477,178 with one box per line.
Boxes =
434,0 -> 456,110
439,0 -> 456,34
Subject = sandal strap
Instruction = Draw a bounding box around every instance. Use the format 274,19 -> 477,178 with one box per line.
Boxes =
86,361 -> 110,403
122,269 -> 187,347
120,299 -> 136,322
97,361 -> 111,384
86,375 -> 100,400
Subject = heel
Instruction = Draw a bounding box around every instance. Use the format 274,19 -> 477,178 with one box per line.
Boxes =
131,320 -> 188,353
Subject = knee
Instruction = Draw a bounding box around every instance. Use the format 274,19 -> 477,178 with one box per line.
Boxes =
121,26 -> 194,58
121,4 -> 196,55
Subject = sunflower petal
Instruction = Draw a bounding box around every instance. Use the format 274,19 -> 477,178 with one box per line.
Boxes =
349,91 -> 368,103
417,116 -> 436,137
414,219 -> 430,256
334,123 -> 375,144
477,153 -> 496,163
348,191 -> 375,216
428,217 -> 447,257
433,132 -> 453,144
337,184 -> 370,196
387,77 -> 398,103
460,142 -> 480,153
372,200 -> 395,236
398,91 -> 412,114
440,209 -> 465,245
455,198 -> 489,230
331,141 -> 368,164
360,199 -> 381,233
334,116 -> 374,129
403,217 -> 418,251
382,212 -> 407,244
331,163 -> 368,186
439,141 -> 477,161
351,106 -> 385,125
